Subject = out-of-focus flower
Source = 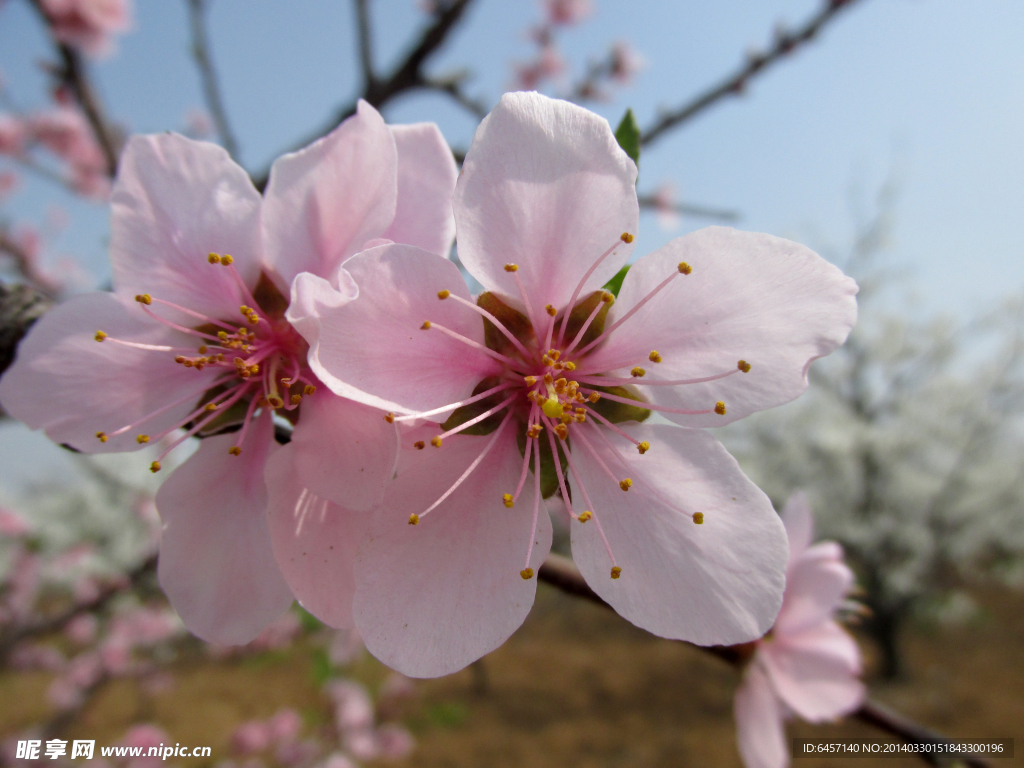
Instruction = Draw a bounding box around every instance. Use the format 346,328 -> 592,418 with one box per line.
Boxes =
183,108 -> 214,139
0,114 -> 26,156
267,709 -> 303,744
232,721 -> 272,756
27,108 -> 110,199
40,0 -> 133,58
374,725 -> 415,760
651,182 -> 681,231
65,613 -> 99,644
513,44 -> 566,90
120,724 -> 170,768
734,493 -> 866,768
289,91 -> 858,678
544,0 -> 592,26
608,40 -> 646,83
0,171 -> 19,200
0,507 -> 30,536
0,101 -> 458,645
328,680 -> 375,732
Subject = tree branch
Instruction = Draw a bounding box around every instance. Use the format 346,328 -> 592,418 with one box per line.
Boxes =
27,0 -> 121,177
640,0 -> 863,148
252,0 -> 477,189
353,0 -> 376,92
0,281 -> 52,377
637,193 -> 740,222
187,0 -> 241,162
537,552 -> 991,768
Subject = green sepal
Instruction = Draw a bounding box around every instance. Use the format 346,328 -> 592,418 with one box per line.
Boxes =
614,108 -> 641,171
516,428 -> 569,500
561,290 -> 612,350
603,265 -> 630,298
588,384 -> 650,424
441,376 -> 505,436
196,383 -> 252,435
477,292 -> 534,355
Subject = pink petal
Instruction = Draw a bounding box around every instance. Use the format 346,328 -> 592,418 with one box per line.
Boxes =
266,444 -> 368,629
453,91 -> 637,317
284,269 -> 359,358
289,392 -> 399,512
782,492 -> 814,562
352,432 -> 551,678
568,423 -> 787,645
384,123 -> 458,257
110,133 -> 262,319
0,292 -> 220,453
760,622 -> 865,721
775,544 -> 853,636
263,100 -> 397,287
584,227 -> 858,427
155,410 -> 293,644
735,658 -> 789,768
291,244 -> 501,416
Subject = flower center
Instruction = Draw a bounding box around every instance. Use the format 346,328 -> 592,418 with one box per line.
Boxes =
92,254 -> 316,471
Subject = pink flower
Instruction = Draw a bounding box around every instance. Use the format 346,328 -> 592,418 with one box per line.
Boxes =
544,0 -> 592,26
734,493 -> 865,768
0,114 -> 26,156
267,709 -> 303,744
40,0 -> 132,58
608,41 -> 646,83
27,107 -> 110,198
0,100 -> 458,645
0,507 -> 30,536
651,181 -> 681,231
287,92 -> 858,677
232,721 -> 271,756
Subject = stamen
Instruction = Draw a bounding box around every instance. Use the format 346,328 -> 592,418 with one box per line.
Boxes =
574,267 -> 686,357
693,512 -> 705,525
520,568 -> 534,580
649,350 -> 662,363
509,427 -> 535,506
437,290 -> 450,299
562,292 -> 611,356
578,388 -> 721,416
521,433 -> 544,576
556,236 -> 630,347
94,331 -> 107,342
384,412 -> 395,423
135,294 -> 152,305
137,304 -> 223,342
415,412 -> 513,521
715,401 -> 726,415
738,360 -> 752,373
544,420 -> 576,519
148,297 -> 236,331
430,436 -> 443,448
503,493 -> 514,508
219,257 -> 260,310
637,441 -> 650,454
577,511 -> 592,522
435,394 -> 516,441
421,321 -> 523,368
576,368 -> 739,387
102,375 -> 235,439
414,441 -> 425,450
443,293 -> 533,360
393,382 -> 517,423
408,513 -> 420,525
619,478 -> 633,492
568,424 -> 626,487
611,566 -> 622,579
153,383 -> 253,465
630,367 -> 645,378
584,406 -> 642,447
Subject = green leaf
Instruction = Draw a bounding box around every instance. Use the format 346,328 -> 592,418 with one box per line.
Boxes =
614,108 -> 640,170
561,290 -> 613,349
477,292 -> 534,354
602,265 -> 630,298
441,376 -> 506,436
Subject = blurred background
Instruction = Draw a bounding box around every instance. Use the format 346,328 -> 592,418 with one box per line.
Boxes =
1,1 -> 1023,766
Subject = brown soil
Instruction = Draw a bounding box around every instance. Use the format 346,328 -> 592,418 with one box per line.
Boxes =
2,583 -> 1022,768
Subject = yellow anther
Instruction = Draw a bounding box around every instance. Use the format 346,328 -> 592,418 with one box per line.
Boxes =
564,361 -> 576,371
221,254 -> 234,265
526,424 -> 543,439
92,330 -> 108,343
503,493 -> 514,508
548,349 -> 561,361
174,355 -> 186,364
504,263 -> 519,272
692,512 -> 705,525
553,362 -> 563,371
738,360 -> 751,373
631,366 -> 646,378
430,436 -> 443,448
384,412 -> 396,424
218,331 -> 228,340
437,289 -> 450,300
135,294 -> 152,305
95,431 -> 108,442
208,253 -> 221,264
197,345 -> 208,354
649,350 -> 662,363
421,321 -> 432,330
554,424 -> 569,440
610,566 -> 622,579
577,510 -> 592,523
545,304 -> 557,316
408,513 -> 420,525
204,402 -> 218,412
239,305 -> 250,316
248,313 -> 259,325
637,441 -> 650,455
135,435 -> 150,445
601,291 -> 614,303
542,397 -> 563,419
414,441 -> 425,450
524,375 -> 537,386
248,364 -> 259,375
150,461 -> 161,473
520,567 -> 534,580
228,446 -> 242,456
290,394 -> 302,405
304,385 -> 317,395
620,232 -> 634,244
183,360 -> 195,368
267,396 -> 284,409
678,262 -> 692,275
587,392 -> 600,403
562,401 -> 573,412
715,401 -> 726,416
619,478 -> 632,492
554,377 -> 567,393
543,373 -> 554,384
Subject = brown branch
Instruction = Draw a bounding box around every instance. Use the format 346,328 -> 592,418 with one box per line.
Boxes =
537,552 -> 991,768
252,0 -> 477,190
637,194 -> 740,222
0,554 -> 158,664
353,0 -> 376,92
187,0 -> 241,162
640,0 -> 863,148
27,0 -> 121,177
0,281 -> 52,378
0,231 -> 63,299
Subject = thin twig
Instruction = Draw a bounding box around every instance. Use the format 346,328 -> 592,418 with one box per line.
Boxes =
640,0 -> 863,148
252,0 -> 477,189
27,0 -> 121,177
353,0 -> 376,92
637,194 -> 740,222
187,0 -> 241,162
422,75 -> 488,119
537,552 -> 991,768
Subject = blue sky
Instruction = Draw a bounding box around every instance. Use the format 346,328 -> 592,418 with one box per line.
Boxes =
1,0 -> 1023,484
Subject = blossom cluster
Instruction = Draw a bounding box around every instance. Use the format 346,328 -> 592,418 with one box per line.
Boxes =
0,86 -> 859,731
